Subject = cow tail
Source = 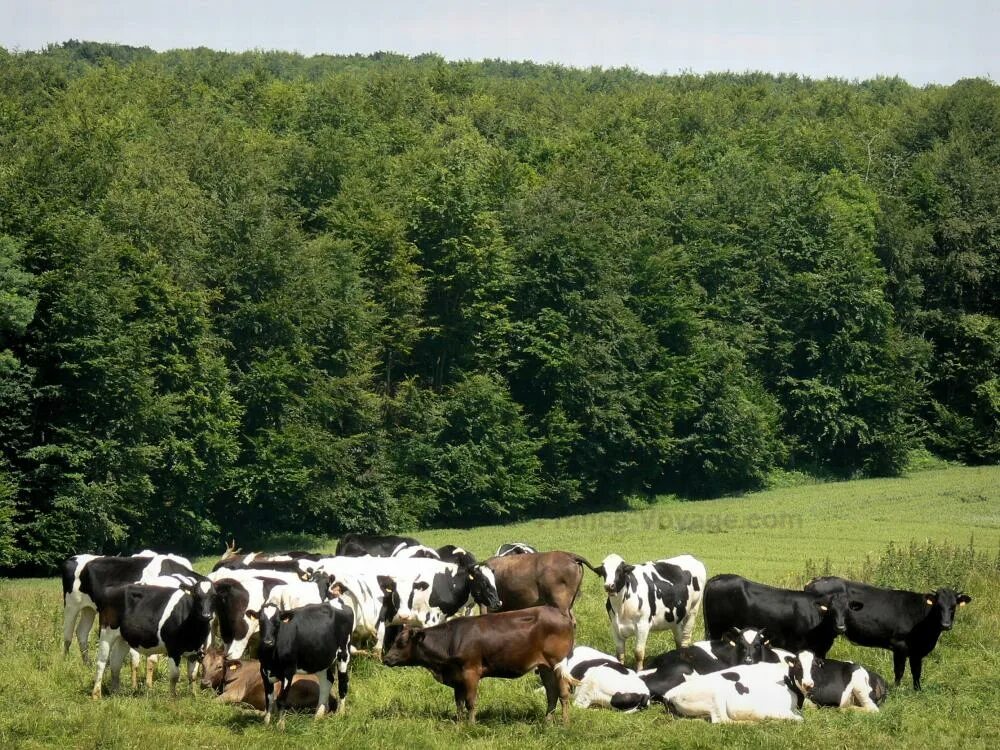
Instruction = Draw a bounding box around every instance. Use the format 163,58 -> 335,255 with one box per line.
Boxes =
554,659 -> 582,687
567,553 -> 601,575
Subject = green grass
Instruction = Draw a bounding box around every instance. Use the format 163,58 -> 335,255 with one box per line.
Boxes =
2,465 -> 999,749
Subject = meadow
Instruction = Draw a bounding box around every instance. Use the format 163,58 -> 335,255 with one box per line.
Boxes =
1,464 -> 998,749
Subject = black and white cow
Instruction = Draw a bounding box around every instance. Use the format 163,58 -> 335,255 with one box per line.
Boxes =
704,574 -> 854,657
207,567 -> 303,660
804,576 -> 971,689
792,651 -> 888,711
93,578 -> 217,698
436,545 -> 477,568
495,542 -> 537,556
598,553 -> 706,670
394,560 -> 502,626
639,627 -> 769,702
254,598 -> 354,726
265,572 -> 335,611
664,653 -> 810,723
211,550 -> 323,573
391,544 -> 441,560
63,552 -> 193,664
334,533 -> 422,557
557,645 -> 650,712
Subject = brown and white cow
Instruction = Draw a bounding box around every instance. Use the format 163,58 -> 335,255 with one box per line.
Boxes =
383,605 -> 576,724
199,647 -> 323,712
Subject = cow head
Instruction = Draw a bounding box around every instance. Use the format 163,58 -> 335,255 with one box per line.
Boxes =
925,588 -> 972,631
311,571 -> 334,601
598,554 -> 633,595
721,627 -> 769,665
256,604 -> 282,651
467,565 -> 502,610
383,627 -> 425,667
181,579 -> 217,622
376,575 -> 402,622
199,647 -> 227,691
814,591 -> 853,633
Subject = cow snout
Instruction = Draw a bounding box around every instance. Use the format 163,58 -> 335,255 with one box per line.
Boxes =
941,621 -> 953,631
604,584 -> 615,594
836,623 -> 847,633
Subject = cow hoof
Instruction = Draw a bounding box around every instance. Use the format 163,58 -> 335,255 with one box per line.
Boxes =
91,689 -> 102,701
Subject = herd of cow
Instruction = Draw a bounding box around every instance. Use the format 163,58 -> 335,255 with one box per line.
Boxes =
61,534 -> 972,727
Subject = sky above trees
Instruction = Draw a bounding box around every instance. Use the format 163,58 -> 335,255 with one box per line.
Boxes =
2,0 -> 997,85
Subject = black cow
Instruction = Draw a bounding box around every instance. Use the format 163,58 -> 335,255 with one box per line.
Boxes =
640,627 -> 770,702
92,579 -> 217,698
804,576 -> 971,689
335,533 -> 422,557
254,599 -> 355,726
703,574 -> 855,657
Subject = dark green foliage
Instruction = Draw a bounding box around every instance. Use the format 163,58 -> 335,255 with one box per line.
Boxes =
0,44 -> 997,572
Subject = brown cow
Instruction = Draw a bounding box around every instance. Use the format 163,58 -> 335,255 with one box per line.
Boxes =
199,648 -> 321,712
485,551 -> 598,614
383,606 -> 575,725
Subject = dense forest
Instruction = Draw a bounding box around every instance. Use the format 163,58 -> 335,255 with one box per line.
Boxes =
1,41 -> 997,573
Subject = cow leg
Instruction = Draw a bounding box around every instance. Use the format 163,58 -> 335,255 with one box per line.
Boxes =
679,615 -> 696,648
186,656 -> 198,695
69,606 -> 97,663
129,649 -> 141,690
892,648 -> 907,687
315,670 -> 333,720
558,669 -> 571,726
167,656 -> 181,698
634,623 -> 651,671
373,621 -> 386,661
853,672 -> 880,712
464,674 -> 480,725
539,667 -> 561,722
261,668 -> 275,725
910,656 -> 923,691
335,647 -> 350,712
611,626 -> 627,666
453,684 -> 468,722
62,603 -> 78,657
91,628 -> 117,699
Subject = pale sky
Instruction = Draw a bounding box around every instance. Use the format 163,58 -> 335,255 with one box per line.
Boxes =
2,1 -> 997,85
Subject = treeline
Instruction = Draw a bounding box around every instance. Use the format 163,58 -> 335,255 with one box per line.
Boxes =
1,42 -> 997,573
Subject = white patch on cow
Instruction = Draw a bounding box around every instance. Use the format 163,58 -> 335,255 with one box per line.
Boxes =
797,650 -> 815,692
665,663 -> 803,723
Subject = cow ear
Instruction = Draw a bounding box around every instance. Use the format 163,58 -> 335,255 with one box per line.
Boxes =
783,655 -> 796,666
299,571 -> 311,581
924,593 -> 936,606
245,609 -> 258,620
815,601 -> 829,612
279,611 -> 294,623
623,564 -> 635,574
595,565 -> 606,578
412,630 -> 426,644
958,594 -> 972,606
228,663 -> 239,671
849,600 -> 864,611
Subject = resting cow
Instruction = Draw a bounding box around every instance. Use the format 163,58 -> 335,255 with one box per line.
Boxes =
639,627 -> 769,702
704,574 -> 853,657
598,553 -> 706,669
794,651 -> 888,711
664,653 -> 810,723
485,550 -> 598,614
384,606 -> 575,725
558,645 -> 649,712
804,576 -> 971,689
199,647 -> 322,712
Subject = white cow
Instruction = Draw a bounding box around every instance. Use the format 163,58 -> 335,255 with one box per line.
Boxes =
599,553 -> 706,670
664,653 -> 809,723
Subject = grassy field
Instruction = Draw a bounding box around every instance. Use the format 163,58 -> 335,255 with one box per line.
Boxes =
2,465 -> 998,749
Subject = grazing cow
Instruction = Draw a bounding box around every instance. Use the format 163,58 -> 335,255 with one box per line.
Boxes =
485,551 -> 598,614
437,545 -> 476,568
598,553 -> 706,670
495,542 -> 537,556
199,647 -> 322,712
639,627 -> 769,702
792,651 -> 888,712
557,646 -> 649,712
664,654 -> 809,723
704,574 -> 853,657
93,579 -> 217,699
299,556 -> 499,653
384,606 -> 575,725
804,576 -> 971,689
208,568 -> 302,659
394,562 -> 502,627
61,552 -> 192,663
335,533 -> 422,557
254,599 -> 354,726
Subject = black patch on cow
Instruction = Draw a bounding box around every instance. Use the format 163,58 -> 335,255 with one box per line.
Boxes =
610,692 -> 648,711
720,671 -> 740,681
643,567 -> 688,622
569,658 -> 631,681
692,577 -> 700,592
734,681 -> 750,695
